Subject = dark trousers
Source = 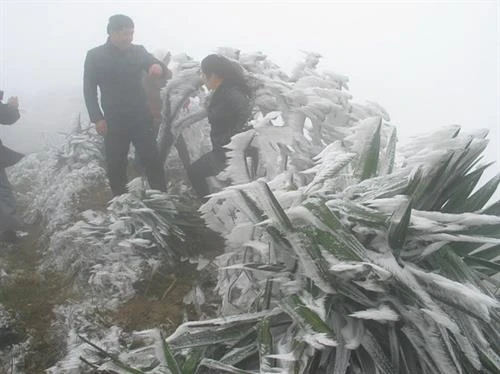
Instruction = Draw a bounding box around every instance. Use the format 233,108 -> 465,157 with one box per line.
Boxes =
0,168 -> 20,234
187,149 -> 226,198
105,112 -> 166,196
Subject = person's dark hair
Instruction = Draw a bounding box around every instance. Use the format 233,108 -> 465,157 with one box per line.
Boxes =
107,14 -> 134,34
201,54 -> 252,97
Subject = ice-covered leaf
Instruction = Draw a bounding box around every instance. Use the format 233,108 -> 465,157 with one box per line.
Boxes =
349,305 -> 399,322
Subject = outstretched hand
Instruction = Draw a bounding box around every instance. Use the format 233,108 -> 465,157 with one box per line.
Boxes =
95,119 -> 108,136
148,64 -> 163,77
7,96 -> 19,109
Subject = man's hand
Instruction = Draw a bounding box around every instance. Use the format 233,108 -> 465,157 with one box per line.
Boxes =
148,63 -> 163,77
7,96 -> 19,109
95,119 -> 108,136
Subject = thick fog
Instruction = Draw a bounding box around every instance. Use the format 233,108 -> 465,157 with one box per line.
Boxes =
0,1 -> 498,186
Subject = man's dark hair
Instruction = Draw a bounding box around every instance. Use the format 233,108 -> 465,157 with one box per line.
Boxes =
107,14 -> 134,34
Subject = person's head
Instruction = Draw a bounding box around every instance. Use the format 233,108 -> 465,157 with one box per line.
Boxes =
107,14 -> 134,49
201,54 -> 250,95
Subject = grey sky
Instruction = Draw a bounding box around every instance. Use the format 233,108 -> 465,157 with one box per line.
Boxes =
0,1 -> 498,187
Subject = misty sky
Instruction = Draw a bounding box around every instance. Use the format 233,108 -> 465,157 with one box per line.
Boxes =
0,1 -> 498,188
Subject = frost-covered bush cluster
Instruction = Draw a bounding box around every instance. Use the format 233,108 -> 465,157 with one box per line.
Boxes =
4,117 -> 191,372
8,126 -> 107,234
3,48 -> 499,373
155,49 -> 500,373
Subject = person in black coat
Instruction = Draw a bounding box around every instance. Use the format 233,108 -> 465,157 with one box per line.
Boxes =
84,14 -> 169,196
187,54 -> 252,198
0,94 -> 23,243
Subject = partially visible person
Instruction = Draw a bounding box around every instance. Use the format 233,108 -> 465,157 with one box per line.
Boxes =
143,51 -> 172,129
0,92 -> 24,243
187,54 -> 253,198
84,14 -> 169,196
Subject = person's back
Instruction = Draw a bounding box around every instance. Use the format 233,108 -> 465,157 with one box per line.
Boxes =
207,81 -> 252,151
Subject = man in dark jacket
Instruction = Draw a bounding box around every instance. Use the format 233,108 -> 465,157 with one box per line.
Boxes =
0,94 -> 23,243
84,14 -> 168,196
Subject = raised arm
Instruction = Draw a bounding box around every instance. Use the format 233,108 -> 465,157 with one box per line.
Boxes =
138,46 -> 171,85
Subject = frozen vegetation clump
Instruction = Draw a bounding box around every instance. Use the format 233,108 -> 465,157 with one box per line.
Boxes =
2,49 -> 499,373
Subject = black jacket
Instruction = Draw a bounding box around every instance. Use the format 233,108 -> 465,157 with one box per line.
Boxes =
84,40 -> 167,123
0,103 -> 23,168
208,82 -> 252,151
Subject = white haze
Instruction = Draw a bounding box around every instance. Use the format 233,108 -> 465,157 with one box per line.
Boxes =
0,0 -> 498,197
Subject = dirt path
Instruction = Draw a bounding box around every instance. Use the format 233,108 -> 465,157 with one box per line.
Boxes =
0,220 -> 224,373
0,224 -> 75,372
112,226 -> 223,334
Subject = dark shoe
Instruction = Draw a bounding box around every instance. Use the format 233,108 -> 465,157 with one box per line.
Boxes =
0,230 -> 20,244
